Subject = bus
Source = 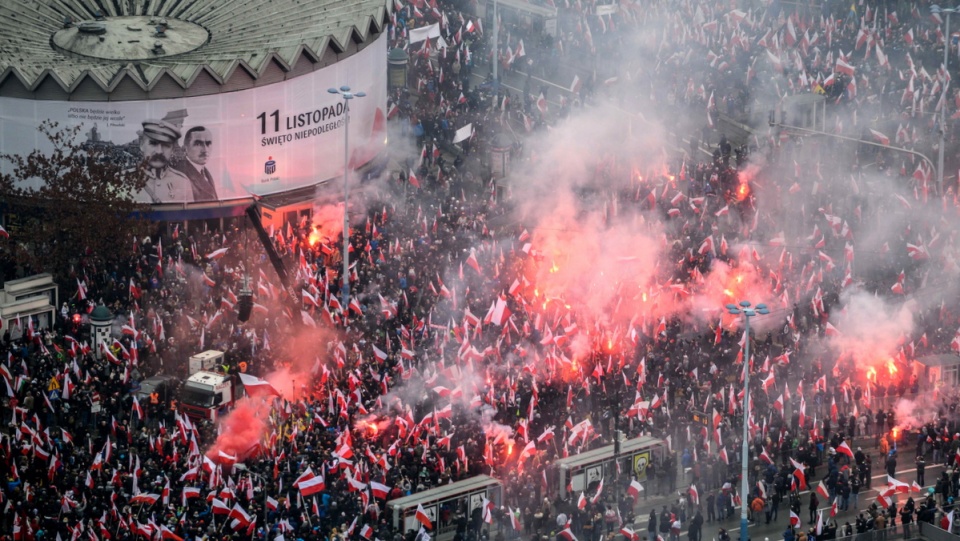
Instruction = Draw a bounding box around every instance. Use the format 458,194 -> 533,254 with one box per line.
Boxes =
477,0 -> 559,37
550,435 -> 666,499
387,475 -> 503,541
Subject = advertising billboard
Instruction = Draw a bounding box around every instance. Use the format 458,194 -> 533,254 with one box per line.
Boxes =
0,34 -> 387,204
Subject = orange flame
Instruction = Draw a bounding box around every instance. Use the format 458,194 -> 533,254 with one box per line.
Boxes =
506,442 -> 513,456
736,183 -> 750,201
357,420 -> 379,436
308,231 -> 321,247
887,360 -> 898,376
891,427 -> 899,440
549,261 -> 560,274
866,367 -> 877,382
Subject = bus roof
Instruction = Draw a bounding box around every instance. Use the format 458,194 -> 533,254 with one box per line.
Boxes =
387,475 -> 501,509
482,0 -> 557,17
554,435 -> 664,470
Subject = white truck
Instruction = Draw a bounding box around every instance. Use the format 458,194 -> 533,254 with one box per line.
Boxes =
189,350 -> 224,376
179,370 -> 242,421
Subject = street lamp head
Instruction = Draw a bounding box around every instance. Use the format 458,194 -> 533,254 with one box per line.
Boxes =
340,85 -> 351,92
932,4 -> 942,15
725,303 -> 738,311
739,300 -> 751,308
327,88 -> 340,94
743,308 -> 756,317
755,303 -> 768,311
343,93 -> 354,100
757,307 -> 770,315
727,308 -> 741,315
355,91 -> 367,98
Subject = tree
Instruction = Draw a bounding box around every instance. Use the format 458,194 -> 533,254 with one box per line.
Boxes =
0,120 -> 151,284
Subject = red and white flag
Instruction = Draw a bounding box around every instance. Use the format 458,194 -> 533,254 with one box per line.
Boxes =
836,441 -> 854,458
415,504 -> 433,529
206,248 -> 229,260
816,480 -> 830,499
298,474 -> 326,497
371,481 -> 390,500
237,373 -> 281,397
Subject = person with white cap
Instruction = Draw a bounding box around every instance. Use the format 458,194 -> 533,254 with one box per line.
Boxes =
136,118 -> 191,203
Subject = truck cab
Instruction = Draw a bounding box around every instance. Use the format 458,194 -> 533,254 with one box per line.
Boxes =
179,370 -> 242,421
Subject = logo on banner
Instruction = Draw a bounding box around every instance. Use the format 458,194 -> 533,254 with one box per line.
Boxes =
265,157 -> 276,175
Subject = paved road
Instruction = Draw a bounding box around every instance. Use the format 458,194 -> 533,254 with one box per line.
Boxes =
621,461 -> 946,541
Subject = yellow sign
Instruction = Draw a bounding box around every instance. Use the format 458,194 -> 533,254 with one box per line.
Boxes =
633,450 -> 652,480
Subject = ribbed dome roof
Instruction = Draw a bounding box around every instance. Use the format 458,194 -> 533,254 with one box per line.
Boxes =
0,0 -> 389,97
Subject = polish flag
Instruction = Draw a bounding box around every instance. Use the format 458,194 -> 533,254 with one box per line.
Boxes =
698,236 -> 714,255
371,481 -> 390,500
869,129 -> 890,145
835,58 -> 855,76
228,504 -> 252,527
836,441 -> 854,458
816,480 -> 830,499
206,248 -> 229,260
509,507 -> 522,531
887,476 -> 911,494
627,480 -> 644,498
212,499 -> 231,515
160,526 -> 184,541
415,504 -> 433,529
570,75 -> 582,94
790,511 -> 801,527
237,373 -> 281,397
130,493 -> 160,505
131,395 -> 144,420
408,170 -> 421,189
465,249 -> 481,274
298,474 -> 326,497
825,322 -> 842,337
490,297 -> 511,326
537,93 -> 548,114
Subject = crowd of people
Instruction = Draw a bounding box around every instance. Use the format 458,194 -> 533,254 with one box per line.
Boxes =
7,1 -> 960,541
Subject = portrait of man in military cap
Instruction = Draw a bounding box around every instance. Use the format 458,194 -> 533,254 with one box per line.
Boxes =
136,119 -> 192,203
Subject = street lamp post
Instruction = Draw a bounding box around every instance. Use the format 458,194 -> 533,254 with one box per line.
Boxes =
725,301 -> 769,541
327,86 -> 366,311
241,468 -> 270,538
772,122 -> 937,181
932,4 -> 956,196
492,0 -> 499,84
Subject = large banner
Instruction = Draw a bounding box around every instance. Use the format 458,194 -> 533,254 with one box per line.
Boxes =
0,34 -> 387,204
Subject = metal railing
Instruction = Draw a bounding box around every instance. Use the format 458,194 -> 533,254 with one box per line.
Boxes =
917,521 -> 960,541
824,522 -> 913,541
